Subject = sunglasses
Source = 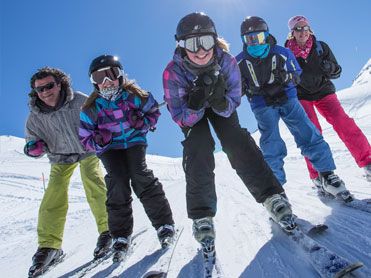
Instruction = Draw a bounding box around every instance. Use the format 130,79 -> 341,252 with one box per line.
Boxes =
242,31 -> 267,46
90,66 -> 123,84
293,25 -> 310,32
34,82 -> 57,93
178,35 -> 215,53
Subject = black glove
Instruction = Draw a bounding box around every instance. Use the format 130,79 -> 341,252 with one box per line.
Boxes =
194,71 -> 218,88
187,86 -> 208,110
208,74 -> 228,112
272,69 -> 291,85
320,60 -> 336,74
187,71 -> 219,110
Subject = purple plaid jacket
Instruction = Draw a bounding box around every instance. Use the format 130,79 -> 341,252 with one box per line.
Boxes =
79,89 -> 160,155
163,47 -> 242,128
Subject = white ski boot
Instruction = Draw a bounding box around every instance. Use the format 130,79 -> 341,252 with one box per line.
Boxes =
319,171 -> 353,202
193,217 -> 216,278
263,193 -> 296,232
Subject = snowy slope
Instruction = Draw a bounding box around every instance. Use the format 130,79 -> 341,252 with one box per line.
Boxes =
1,61 -> 371,277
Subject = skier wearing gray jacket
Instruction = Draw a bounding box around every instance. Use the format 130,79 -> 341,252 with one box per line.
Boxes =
24,67 -> 110,278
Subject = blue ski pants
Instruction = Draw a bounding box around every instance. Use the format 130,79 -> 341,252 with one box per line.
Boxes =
251,98 -> 336,185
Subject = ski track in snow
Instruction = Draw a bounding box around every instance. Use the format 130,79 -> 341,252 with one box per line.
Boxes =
0,82 -> 370,277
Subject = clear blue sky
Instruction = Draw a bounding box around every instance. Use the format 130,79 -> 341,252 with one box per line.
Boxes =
1,0 -> 370,157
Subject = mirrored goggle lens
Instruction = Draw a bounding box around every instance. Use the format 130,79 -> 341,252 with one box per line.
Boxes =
293,25 -> 310,32
179,35 -> 215,53
90,67 -> 122,84
34,82 -> 56,93
242,31 -> 267,46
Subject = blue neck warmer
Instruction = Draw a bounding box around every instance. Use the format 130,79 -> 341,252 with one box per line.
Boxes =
247,44 -> 270,58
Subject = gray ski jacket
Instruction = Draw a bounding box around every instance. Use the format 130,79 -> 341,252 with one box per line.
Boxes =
25,88 -> 93,164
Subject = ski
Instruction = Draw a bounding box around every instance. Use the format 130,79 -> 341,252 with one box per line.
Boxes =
199,236 -> 224,278
142,227 -> 184,278
270,217 -> 328,237
60,228 -> 147,278
343,198 -> 371,213
294,217 -> 328,236
28,252 -> 66,278
316,188 -> 371,214
274,222 -> 363,278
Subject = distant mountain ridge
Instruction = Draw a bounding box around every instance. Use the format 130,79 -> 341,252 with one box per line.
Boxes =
352,58 -> 371,86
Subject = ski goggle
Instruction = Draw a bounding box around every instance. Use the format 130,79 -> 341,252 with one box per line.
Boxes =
292,25 -> 310,32
90,66 -> 123,84
34,82 -> 57,93
177,35 -> 215,53
242,31 -> 268,46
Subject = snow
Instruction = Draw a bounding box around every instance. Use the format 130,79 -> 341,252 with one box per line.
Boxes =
0,60 -> 371,277
352,58 -> 371,87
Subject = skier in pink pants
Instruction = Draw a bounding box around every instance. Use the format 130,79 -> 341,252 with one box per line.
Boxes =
285,15 -> 371,184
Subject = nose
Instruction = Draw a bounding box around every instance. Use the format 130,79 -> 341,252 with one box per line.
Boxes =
196,48 -> 208,55
102,77 -> 114,86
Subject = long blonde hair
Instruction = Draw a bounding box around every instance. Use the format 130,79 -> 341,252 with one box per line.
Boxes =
216,37 -> 230,52
82,78 -> 149,110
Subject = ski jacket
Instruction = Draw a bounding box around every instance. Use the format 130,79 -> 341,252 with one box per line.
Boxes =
285,36 -> 341,101
163,47 -> 241,128
25,89 -> 92,164
236,35 -> 302,109
79,89 -> 160,156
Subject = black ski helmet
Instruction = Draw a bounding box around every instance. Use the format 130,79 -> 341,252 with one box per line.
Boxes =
240,16 -> 269,36
175,12 -> 217,41
88,54 -> 123,76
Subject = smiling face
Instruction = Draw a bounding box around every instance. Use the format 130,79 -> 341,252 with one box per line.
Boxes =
292,22 -> 311,46
185,47 -> 214,66
34,75 -> 61,107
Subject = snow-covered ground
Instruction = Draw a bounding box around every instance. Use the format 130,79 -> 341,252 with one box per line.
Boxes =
0,61 -> 370,277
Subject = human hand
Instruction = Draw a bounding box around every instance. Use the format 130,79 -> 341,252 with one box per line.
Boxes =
320,60 -> 336,74
208,74 -> 228,111
128,109 -> 146,129
24,140 -> 47,158
272,69 -> 291,85
93,129 -> 112,146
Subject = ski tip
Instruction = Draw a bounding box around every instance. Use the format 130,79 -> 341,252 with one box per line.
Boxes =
142,270 -> 167,278
334,262 -> 363,278
306,224 -> 328,236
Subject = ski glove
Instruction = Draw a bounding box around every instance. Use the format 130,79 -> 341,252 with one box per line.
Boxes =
93,129 -> 112,147
187,86 -> 209,110
208,74 -> 228,112
187,70 -> 222,110
24,140 -> 47,158
128,109 -> 146,129
320,60 -> 341,79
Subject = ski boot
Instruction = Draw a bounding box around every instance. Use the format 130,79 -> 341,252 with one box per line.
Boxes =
364,164 -> 371,182
112,236 -> 131,263
319,171 -> 353,202
157,224 -> 175,249
263,193 -> 296,232
193,217 -> 216,278
93,230 -> 112,259
28,247 -> 64,278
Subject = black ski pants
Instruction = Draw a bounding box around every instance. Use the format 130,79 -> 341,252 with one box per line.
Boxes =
181,109 -> 283,219
100,145 -> 174,238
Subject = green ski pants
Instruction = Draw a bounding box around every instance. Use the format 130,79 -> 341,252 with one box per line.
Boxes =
37,155 -> 108,249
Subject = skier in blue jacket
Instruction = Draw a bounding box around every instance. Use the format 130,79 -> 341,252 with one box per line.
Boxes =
235,16 -> 352,202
